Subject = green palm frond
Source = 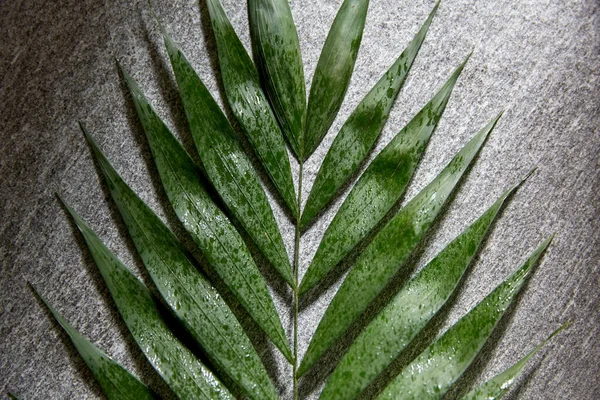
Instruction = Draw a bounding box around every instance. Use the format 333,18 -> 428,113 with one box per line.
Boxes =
28,1 -> 567,399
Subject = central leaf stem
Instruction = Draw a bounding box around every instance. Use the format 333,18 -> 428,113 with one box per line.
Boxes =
292,162 -> 303,400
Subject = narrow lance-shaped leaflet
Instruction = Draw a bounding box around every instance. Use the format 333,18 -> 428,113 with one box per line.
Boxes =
376,237 -> 554,400
32,286 -> 154,400
60,200 -> 233,400
299,54 -> 472,296
320,174 -> 529,400
460,322 -> 569,400
119,70 -> 293,361
303,0 -> 370,158
298,114 -> 499,376
204,0 -> 298,216
248,0 -> 306,158
82,128 -> 279,399
300,1 -> 440,228
160,32 -> 294,287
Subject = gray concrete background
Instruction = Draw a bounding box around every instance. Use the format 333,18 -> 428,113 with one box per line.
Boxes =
1,0 -> 599,398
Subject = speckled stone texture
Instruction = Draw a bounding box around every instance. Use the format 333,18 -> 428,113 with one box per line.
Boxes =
1,0 -> 599,399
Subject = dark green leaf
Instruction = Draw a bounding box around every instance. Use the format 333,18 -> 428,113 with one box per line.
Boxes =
119,71 -> 293,361
460,322 -> 569,400
159,32 -> 294,288
299,55 -> 470,296
320,176 -> 526,400
376,237 -> 553,399
82,129 -> 279,399
303,0 -> 370,158
298,115 -> 498,376
60,200 -> 233,399
6,393 -> 20,400
204,0 -> 298,216
33,287 -> 154,400
249,0 -> 306,158
300,1 -> 440,228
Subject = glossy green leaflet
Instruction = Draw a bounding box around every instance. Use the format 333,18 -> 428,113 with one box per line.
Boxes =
61,199 -> 233,399
29,1 -> 566,399
299,115 -> 498,376
461,322 -> 569,400
82,125 -> 280,399
118,67 -> 292,361
299,0 -> 440,229
32,286 -> 155,400
375,237 -> 553,399
319,174 -> 530,399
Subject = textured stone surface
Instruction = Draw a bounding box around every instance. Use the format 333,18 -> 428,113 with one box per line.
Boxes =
1,0 -> 599,399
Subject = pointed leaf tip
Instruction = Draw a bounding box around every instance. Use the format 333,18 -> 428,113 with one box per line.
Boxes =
79,122 -> 96,145
300,116 -> 496,374
54,192 -> 66,208
549,321 -> 571,340
321,178 -> 522,400
376,239 -> 553,399
494,167 -> 538,207
32,287 -> 154,400
89,137 -> 279,399
300,1 -> 441,229
461,322 -> 569,400
543,234 -> 556,250
303,0 -> 371,158
121,69 -> 292,361
300,55 -> 473,296
493,109 -> 505,124
525,166 -> 539,179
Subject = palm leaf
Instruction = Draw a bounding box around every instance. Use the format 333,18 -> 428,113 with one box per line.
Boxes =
299,115 -> 497,376
249,0 -> 306,158
204,0 -> 298,216
299,55 -> 471,296
82,127 -> 280,399
159,31 -> 294,287
120,68 -> 292,359
300,1 -> 439,229
32,286 -> 154,400
303,0 -> 370,158
320,175 -> 528,399
60,199 -> 233,399
376,237 -> 553,399
32,1 -> 567,399
461,322 -> 569,400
